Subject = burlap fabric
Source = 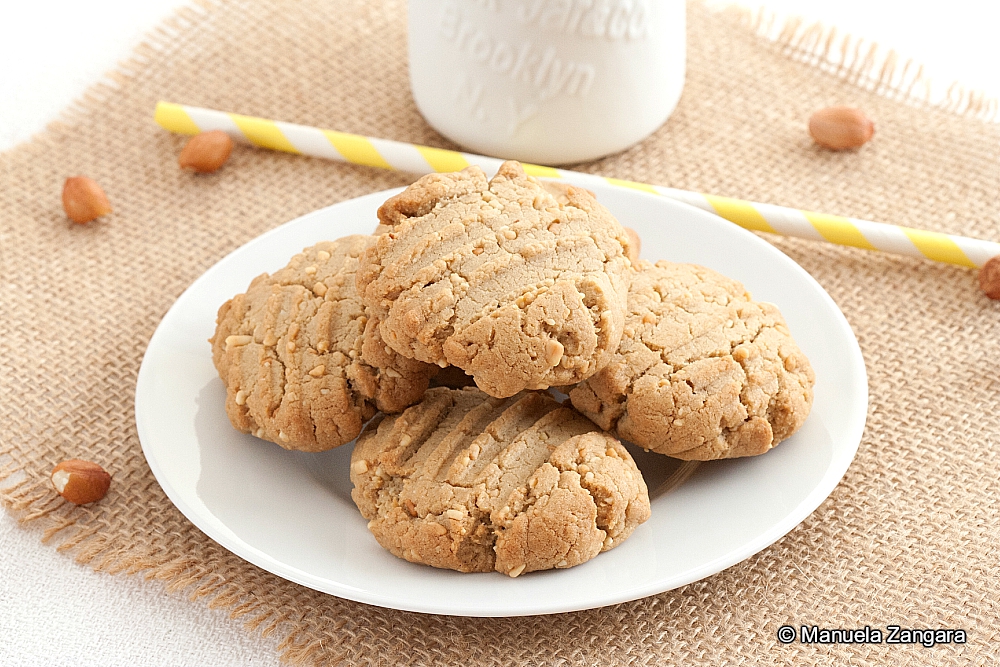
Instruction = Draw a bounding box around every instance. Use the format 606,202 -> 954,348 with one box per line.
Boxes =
2,1 -> 998,664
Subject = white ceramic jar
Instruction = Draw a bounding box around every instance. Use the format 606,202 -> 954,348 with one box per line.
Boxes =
407,0 -> 685,165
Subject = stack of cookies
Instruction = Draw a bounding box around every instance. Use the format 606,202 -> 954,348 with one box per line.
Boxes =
211,161 -> 815,577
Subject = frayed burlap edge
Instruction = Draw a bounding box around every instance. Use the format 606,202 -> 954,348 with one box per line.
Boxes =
1,1 -> 995,665
724,4 -> 998,120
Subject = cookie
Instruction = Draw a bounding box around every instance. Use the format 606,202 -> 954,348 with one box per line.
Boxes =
211,235 -> 436,452
569,261 -> 815,460
350,387 -> 650,576
357,161 -> 634,398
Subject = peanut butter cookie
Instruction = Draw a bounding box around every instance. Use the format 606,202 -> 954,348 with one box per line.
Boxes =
211,235 -> 436,452
357,161 -> 633,398
569,261 -> 815,460
350,387 -> 650,576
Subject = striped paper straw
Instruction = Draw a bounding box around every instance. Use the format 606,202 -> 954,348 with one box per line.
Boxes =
155,101 -> 1000,269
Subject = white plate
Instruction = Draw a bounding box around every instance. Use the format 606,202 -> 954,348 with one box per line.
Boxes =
135,182 -> 867,617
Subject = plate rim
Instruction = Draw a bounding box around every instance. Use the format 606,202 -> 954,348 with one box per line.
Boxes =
135,184 -> 868,616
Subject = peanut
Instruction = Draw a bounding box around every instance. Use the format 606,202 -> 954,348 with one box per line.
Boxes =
62,176 -> 112,224
979,255 -> 1000,300
808,106 -> 875,150
178,130 -> 234,173
51,459 -> 111,504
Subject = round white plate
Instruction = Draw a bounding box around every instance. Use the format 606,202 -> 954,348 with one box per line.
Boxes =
135,182 -> 867,617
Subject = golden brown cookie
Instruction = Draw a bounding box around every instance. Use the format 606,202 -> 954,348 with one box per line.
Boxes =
211,235 -> 436,452
569,261 -> 815,460
357,161 -> 634,398
350,387 -> 650,576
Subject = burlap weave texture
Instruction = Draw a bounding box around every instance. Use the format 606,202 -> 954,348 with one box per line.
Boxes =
1,1 -> 998,664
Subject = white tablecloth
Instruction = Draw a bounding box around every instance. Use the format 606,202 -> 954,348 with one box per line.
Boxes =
1,1 -> 996,665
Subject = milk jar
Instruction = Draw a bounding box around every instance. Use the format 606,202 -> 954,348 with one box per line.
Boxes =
408,0 -> 686,164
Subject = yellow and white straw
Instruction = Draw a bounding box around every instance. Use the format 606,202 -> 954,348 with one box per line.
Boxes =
155,102 -> 1000,269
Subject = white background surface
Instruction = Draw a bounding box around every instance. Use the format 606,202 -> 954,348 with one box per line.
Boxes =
1,1 -> 997,665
